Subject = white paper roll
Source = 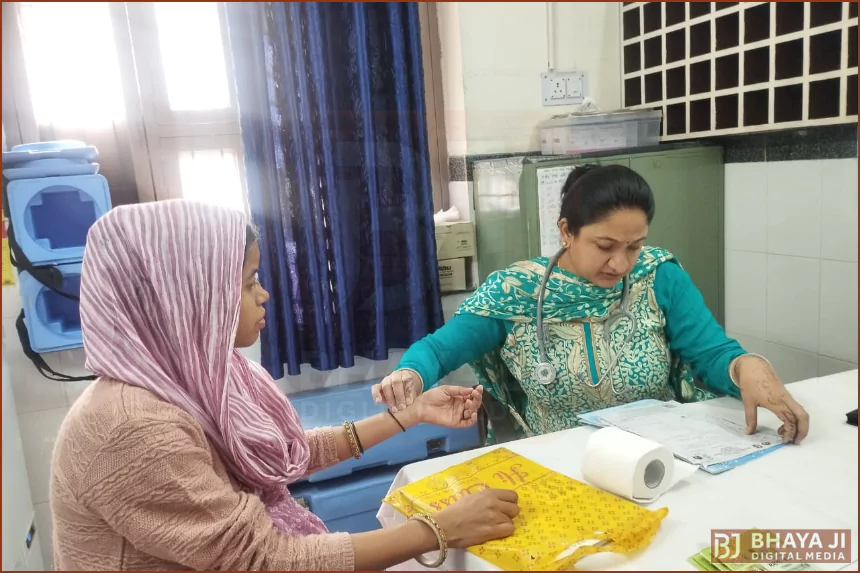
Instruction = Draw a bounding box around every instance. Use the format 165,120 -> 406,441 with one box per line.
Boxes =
580,427 -> 678,503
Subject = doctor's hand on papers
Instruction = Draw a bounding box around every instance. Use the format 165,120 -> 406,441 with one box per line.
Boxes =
372,368 -> 423,412
734,355 -> 810,444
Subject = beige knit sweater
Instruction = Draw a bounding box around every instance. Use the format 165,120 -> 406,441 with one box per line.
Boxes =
50,379 -> 355,571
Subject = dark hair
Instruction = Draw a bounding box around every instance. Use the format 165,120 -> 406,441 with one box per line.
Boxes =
559,164 -> 655,236
244,224 -> 259,262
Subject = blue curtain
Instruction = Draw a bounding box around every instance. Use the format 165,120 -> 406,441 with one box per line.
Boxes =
226,2 -> 444,379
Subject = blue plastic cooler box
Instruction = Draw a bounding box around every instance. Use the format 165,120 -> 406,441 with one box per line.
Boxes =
19,263 -> 84,353
290,378 -> 482,483
5,174 -> 111,265
290,464 -> 403,534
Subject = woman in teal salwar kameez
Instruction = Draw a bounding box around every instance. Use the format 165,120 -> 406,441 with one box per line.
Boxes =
373,164 -> 809,444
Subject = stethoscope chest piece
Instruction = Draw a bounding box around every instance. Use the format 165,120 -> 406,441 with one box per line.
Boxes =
534,362 -> 556,385
534,247 -> 637,393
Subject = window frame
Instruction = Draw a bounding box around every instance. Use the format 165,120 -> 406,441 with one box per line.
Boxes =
4,1 -> 449,212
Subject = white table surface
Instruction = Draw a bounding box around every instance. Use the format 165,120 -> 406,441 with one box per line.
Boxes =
378,371 -> 859,571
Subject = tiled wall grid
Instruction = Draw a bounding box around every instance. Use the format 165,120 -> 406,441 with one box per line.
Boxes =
725,157 -> 858,384
622,2 -> 859,139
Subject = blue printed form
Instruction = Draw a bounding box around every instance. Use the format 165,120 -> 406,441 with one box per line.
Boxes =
577,400 -> 786,474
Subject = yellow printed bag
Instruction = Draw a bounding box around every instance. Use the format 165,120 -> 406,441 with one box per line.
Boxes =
382,447 -> 668,571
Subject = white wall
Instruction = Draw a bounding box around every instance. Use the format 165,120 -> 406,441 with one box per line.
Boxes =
2,289 -> 70,570
724,158 -> 858,383
440,2 -> 621,155
3,336 -> 44,571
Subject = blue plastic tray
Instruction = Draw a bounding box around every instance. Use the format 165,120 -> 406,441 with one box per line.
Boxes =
2,145 -> 98,167
290,378 -> 481,483
4,162 -> 99,180
12,140 -> 86,152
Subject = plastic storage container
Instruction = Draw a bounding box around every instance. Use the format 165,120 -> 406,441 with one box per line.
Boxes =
19,263 -> 83,353
539,109 -> 663,155
2,142 -> 99,167
290,464 -> 402,534
291,378 -> 481,483
5,175 -> 112,265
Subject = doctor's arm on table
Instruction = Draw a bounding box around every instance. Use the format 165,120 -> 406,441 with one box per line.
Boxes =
656,261 -> 809,443
372,313 -> 507,411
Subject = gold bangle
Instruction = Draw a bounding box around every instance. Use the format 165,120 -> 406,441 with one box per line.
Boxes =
342,421 -> 361,459
729,353 -> 773,387
408,513 -> 448,568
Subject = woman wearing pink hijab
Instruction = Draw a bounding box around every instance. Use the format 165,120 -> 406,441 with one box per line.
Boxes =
50,201 -> 518,571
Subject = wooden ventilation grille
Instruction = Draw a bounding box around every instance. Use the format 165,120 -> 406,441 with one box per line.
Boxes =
621,2 -> 859,140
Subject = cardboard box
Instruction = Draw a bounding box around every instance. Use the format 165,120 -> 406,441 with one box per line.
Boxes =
435,221 -> 475,259
437,257 -> 466,292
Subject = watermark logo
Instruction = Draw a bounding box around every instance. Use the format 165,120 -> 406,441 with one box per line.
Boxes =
712,529 -> 851,564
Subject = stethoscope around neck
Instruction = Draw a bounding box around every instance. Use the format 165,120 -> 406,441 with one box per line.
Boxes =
533,247 -> 639,395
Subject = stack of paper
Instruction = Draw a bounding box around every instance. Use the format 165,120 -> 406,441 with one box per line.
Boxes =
577,400 -> 786,474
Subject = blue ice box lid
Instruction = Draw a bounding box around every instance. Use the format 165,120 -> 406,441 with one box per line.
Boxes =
3,140 -> 99,167
291,378 -> 481,483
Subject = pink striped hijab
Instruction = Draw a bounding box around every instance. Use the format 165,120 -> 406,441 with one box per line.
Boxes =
79,200 -> 326,535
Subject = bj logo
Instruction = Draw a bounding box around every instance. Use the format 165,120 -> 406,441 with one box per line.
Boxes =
712,532 -> 741,560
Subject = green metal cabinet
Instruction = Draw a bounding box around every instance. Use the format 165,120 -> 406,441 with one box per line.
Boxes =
472,145 -> 725,324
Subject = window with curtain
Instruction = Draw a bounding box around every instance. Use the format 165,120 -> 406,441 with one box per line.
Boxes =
6,2 -> 448,213
4,1 -> 451,377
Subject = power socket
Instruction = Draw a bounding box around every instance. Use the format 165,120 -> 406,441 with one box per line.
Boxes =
541,71 -> 588,107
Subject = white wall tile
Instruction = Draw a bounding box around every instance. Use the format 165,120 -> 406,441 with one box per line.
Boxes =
3,286 -> 22,321
57,349 -> 93,406
33,502 -> 53,571
819,261 -> 858,363
820,158 -> 858,263
727,332 -> 818,384
448,181 -> 473,223
725,250 -> 767,339
63,381 -> 92,408
18,407 -> 68,505
766,255 -> 820,353
760,342 -> 819,384
725,158 -> 859,385
766,160 -> 823,258
8,347 -> 68,414
725,163 -> 768,252
237,337 -> 262,363
727,332 -> 770,356
818,356 -> 857,378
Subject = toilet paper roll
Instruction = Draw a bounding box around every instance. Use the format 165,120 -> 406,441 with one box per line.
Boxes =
581,427 -> 691,503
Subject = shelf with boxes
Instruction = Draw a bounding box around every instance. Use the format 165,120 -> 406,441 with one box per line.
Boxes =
287,379 -> 482,533
434,220 -> 476,293
2,140 -> 112,354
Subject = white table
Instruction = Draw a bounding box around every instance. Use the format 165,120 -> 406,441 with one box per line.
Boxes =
378,372 -> 859,571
